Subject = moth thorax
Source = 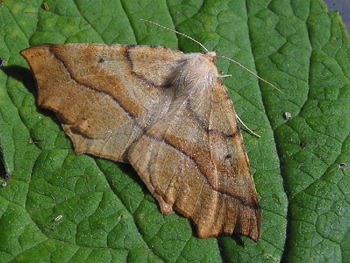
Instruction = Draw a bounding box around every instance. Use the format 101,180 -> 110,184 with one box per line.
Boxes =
171,53 -> 218,94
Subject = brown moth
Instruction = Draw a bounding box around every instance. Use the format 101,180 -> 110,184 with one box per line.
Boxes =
21,24 -> 263,241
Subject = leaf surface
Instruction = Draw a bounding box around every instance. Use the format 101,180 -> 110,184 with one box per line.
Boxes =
0,0 -> 349,262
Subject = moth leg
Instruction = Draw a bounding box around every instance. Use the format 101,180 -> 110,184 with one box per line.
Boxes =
236,114 -> 261,138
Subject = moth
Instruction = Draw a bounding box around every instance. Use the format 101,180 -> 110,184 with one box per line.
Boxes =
21,21 -> 268,241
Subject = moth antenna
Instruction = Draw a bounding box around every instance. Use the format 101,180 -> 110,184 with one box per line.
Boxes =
217,55 -> 283,93
142,19 -> 282,94
141,19 -> 209,53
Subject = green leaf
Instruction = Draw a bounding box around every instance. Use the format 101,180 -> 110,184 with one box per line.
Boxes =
0,0 -> 349,262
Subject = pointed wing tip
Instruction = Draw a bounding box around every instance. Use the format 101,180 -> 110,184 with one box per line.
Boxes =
195,209 -> 261,241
